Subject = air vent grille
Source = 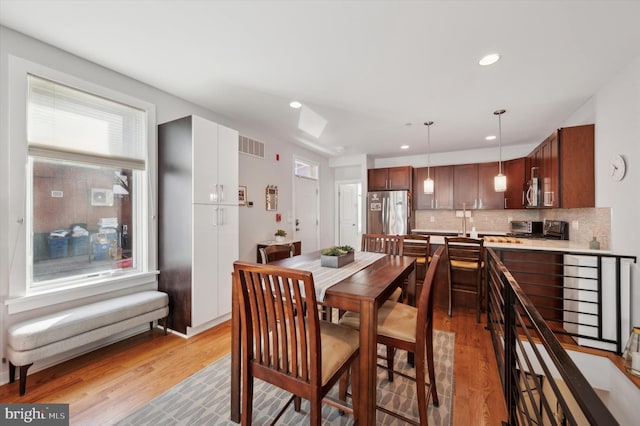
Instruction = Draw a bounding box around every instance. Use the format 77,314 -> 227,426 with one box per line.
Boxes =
239,135 -> 265,158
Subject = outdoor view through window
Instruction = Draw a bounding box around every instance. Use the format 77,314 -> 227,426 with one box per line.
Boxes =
31,159 -> 134,283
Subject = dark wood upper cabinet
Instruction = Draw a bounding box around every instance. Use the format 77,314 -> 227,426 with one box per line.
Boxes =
413,165 -> 454,210
453,163 -> 478,209
503,157 -> 526,209
368,166 -> 412,191
558,124 -> 594,208
434,165 -> 454,210
477,161 -> 505,209
526,124 -> 594,208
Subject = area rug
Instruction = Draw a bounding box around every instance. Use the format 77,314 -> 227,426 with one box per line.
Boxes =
117,330 -> 454,425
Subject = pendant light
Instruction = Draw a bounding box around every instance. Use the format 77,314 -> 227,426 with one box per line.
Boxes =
493,109 -> 507,192
423,121 -> 434,194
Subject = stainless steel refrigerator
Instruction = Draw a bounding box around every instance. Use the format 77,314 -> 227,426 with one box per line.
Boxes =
366,190 -> 411,235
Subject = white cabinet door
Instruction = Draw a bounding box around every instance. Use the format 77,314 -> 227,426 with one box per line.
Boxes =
217,205 -> 238,316
217,124 -> 239,205
192,116 -> 219,204
192,204 -> 220,327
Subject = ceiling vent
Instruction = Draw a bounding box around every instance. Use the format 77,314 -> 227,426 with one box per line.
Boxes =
238,135 -> 265,159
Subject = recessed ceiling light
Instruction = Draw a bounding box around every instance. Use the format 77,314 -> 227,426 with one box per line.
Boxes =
479,53 -> 501,66
289,101 -> 302,109
486,135 -> 497,141
401,145 -> 410,150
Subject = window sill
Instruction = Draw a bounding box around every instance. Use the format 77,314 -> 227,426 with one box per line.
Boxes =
5,271 -> 159,315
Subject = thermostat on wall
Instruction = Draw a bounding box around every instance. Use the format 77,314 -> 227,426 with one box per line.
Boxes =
51,190 -> 63,198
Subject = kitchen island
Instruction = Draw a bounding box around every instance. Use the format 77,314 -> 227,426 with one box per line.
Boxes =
413,228 -> 613,254
411,230 -> 626,329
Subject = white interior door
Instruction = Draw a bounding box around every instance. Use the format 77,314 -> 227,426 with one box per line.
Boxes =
338,182 -> 361,248
294,175 -> 319,253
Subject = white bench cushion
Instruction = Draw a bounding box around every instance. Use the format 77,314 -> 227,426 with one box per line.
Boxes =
8,291 -> 168,351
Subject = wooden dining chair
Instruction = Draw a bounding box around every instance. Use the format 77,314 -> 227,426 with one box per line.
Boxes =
259,243 -> 294,263
401,234 -> 431,304
338,246 -> 444,426
445,236 -> 484,323
233,261 -> 360,425
361,233 -> 405,301
361,233 -> 404,256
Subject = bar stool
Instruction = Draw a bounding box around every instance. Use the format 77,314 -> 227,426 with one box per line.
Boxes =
402,234 -> 431,303
361,233 -> 405,301
445,236 -> 484,323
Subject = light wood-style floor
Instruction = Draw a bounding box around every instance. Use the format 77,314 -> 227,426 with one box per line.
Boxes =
0,306 -> 507,425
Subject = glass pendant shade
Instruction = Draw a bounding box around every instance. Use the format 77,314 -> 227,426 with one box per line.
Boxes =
423,121 -> 435,195
494,173 -> 507,192
494,109 -> 507,193
424,176 -> 434,194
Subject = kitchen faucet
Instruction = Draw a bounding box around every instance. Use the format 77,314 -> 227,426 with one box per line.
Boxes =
460,203 -> 467,236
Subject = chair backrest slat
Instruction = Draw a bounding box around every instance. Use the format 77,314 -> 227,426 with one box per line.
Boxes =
361,233 -> 404,256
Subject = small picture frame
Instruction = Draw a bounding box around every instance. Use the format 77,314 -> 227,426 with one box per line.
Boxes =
238,186 -> 247,206
91,188 -> 114,206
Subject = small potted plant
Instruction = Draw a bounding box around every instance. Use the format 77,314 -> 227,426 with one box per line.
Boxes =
274,229 -> 287,242
321,245 -> 355,268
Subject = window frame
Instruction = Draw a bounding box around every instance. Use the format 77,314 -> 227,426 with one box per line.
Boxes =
6,56 -> 158,314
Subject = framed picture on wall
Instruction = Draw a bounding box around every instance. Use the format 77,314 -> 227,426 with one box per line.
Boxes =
238,186 -> 247,206
91,188 -> 114,206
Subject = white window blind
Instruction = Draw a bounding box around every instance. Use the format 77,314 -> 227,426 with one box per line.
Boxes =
27,75 -> 146,169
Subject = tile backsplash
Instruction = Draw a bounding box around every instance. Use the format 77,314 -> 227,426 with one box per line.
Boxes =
414,207 -> 611,249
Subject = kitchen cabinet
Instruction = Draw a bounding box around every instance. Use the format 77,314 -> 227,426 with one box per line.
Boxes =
453,163 -> 478,209
368,166 -> 412,191
453,162 -> 506,210
158,115 -> 239,334
477,162 -> 505,209
413,165 -> 453,210
558,124 -> 594,208
503,157 -> 526,209
527,124 -> 594,208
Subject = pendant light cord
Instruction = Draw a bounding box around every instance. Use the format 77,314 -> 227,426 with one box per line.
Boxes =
425,121 -> 433,178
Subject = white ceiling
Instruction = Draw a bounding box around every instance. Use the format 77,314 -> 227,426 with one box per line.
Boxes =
2,1 -> 640,159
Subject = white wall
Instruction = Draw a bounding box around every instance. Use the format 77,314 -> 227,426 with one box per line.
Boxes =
237,139 -> 333,262
591,56 -> 640,327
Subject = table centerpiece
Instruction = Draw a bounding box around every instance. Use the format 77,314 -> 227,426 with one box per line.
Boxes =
321,245 -> 355,268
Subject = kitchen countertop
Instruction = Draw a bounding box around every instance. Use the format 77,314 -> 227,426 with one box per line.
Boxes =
411,229 -> 611,254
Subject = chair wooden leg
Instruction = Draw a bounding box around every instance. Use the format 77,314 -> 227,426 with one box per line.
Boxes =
310,392 -> 321,425
338,368 -> 349,404
415,348 -> 429,425
426,328 -> 439,407
386,346 -> 395,382
351,357 -> 359,422
241,364 -> 253,426
447,268 -> 453,317
475,272 -> 482,323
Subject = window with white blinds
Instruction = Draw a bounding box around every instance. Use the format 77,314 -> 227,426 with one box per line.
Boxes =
27,75 -> 146,169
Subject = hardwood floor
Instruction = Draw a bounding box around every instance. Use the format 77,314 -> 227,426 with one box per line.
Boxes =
0,306 -> 506,425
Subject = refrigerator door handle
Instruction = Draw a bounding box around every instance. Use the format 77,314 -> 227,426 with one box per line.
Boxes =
382,196 -> 387,234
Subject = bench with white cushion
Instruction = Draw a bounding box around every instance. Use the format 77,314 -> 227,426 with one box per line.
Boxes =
7,290 -> 169,395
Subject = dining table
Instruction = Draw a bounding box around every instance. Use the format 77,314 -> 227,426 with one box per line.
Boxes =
230,250 -> 417,426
